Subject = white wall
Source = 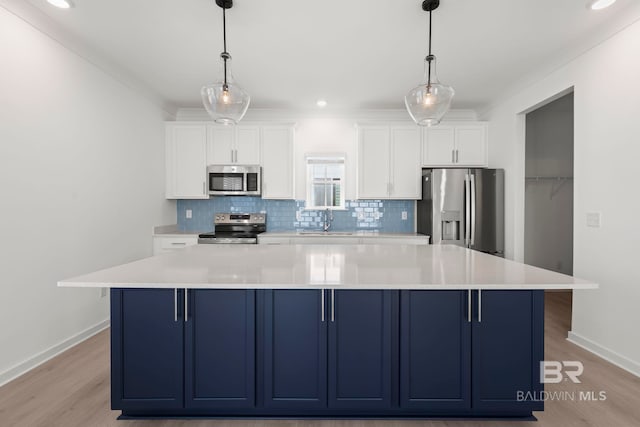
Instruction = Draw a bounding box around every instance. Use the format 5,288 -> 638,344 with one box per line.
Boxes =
524,94 -> 574,275
482,20 -> 640,375
0,7 -> 175,384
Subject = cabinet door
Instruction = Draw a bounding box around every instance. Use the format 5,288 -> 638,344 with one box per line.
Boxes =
111,289 -> 184,410
390,127 -> 421,199
263,290 -> 327,409
400,290 -> 471,411
455,126 -> 487,166
358,126 -> 390,199
184,290 -> 255,409
235,126 -> 261,164
207,126 -> 235,164
262,126 -> 294,199
328,290 -> 394,410
166,124 -> 208,199
472,290 -> 544,413
422,126 -> 455,166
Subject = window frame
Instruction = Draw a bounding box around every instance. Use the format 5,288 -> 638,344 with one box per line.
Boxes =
304,154 -> 346,210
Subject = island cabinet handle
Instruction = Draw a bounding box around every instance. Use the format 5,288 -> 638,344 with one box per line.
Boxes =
184,288 -> 189,322
478,290 -> 482,323
331,289 -> 335,322
467,290 -> 472,323
321,290 -> 325,322
174,288 -> 178,322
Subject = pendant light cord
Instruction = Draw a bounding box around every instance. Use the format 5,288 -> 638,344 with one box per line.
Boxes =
427,9 -> 432,87
222,6 -> 228,88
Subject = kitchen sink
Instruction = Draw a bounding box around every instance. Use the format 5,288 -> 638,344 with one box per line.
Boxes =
298,231 -> 354,236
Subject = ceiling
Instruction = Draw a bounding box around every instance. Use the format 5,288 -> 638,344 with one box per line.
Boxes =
7,0 -> 640,113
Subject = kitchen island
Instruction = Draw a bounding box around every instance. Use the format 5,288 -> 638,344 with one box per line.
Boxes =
59,244 -> 596,420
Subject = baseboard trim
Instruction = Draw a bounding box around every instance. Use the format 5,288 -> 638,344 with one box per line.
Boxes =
0,319 -> 110,387
567,331 -> 640,378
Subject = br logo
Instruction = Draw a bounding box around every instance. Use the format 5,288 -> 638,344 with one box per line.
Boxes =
540,361 -> 584,383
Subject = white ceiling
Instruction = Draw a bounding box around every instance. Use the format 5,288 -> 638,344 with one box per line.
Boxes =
7,0 -> 640,113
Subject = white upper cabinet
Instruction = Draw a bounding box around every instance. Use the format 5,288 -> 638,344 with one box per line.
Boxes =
206,125 -> 261,165
422,123 -> 488,167
261,125 -> 295,199
357,124 -> 421,199
390,127 -> 421,199
165,123 -> 208,199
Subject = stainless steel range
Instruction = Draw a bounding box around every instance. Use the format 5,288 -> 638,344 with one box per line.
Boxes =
198,213 -> 266,244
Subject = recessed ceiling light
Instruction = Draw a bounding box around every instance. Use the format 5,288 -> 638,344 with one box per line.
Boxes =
587,0 -> 617,10
316,99 -> 328,108
47,0 -> 74,9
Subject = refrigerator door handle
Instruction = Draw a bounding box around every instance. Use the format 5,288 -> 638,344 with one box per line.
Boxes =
470,173 -> 476,247
464,174 -> 471,246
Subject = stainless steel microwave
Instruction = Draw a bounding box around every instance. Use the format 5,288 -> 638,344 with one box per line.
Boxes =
207,165 -> 261,196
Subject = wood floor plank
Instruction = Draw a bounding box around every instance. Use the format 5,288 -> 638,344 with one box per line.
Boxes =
0,291 -> 638,426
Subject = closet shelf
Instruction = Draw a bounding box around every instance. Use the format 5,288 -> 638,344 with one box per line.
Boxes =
525,176 -> 573,180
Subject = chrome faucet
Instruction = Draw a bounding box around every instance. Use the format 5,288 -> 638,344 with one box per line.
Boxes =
323,208 -> 333,232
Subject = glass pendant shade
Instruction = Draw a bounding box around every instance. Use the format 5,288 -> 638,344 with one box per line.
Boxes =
405,55 -> 454,126
201,55 -> 250,125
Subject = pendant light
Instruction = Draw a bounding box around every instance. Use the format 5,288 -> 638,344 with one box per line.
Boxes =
405,0 -> 454,126
201,0 -> 250,125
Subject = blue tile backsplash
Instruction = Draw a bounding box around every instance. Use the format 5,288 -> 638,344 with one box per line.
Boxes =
177,198 -> 415,233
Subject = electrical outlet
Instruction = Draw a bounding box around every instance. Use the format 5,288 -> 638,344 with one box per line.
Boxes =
186,209 -> 192,219
401,211 -> 408,220
296,211 -> 303,221
586,212 -> 601,228
100,287 -> 107,298
357,211 -> 365,220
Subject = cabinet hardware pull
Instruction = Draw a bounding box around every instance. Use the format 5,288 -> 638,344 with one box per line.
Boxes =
174,288 -> 178,322
470,173 -> 476,246
452,150 -> 455,163
184,288 -> 189,322
478,290 -> 482,323
203,182 -> 206,195
456,149 -> 459,163
468,290 -> 472,323
171,242 -> 186,246
331,289 -> 335,322
321,290 -> 325,322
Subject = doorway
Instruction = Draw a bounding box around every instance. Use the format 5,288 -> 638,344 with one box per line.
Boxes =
524,92 -> 574,326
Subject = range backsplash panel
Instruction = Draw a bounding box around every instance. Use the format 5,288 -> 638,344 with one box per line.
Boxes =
177,198 -> 415,233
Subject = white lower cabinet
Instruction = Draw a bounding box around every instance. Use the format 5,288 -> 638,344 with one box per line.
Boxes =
258,235 -> 430,245
257,236 -> 292,245
153,236 -> 198,255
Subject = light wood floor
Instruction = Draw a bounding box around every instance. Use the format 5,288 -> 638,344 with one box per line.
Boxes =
1,292 -> 639,427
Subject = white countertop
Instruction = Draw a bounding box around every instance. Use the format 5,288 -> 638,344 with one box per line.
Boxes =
58,244 -> 597,290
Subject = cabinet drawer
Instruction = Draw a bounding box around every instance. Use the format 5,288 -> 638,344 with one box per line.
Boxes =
153,236 -> 198,255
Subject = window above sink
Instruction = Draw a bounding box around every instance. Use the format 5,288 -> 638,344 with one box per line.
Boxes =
305,155 -> 346,210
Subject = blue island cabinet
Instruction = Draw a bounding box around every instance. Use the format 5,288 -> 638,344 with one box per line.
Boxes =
400,290 -> 471,412
111,289 -> 255,412
399,290 -> 543,417
472,290 -> 544,414
261,289 -> 396,412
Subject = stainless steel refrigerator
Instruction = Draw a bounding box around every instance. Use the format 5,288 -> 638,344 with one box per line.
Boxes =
417,168 -> 505,256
